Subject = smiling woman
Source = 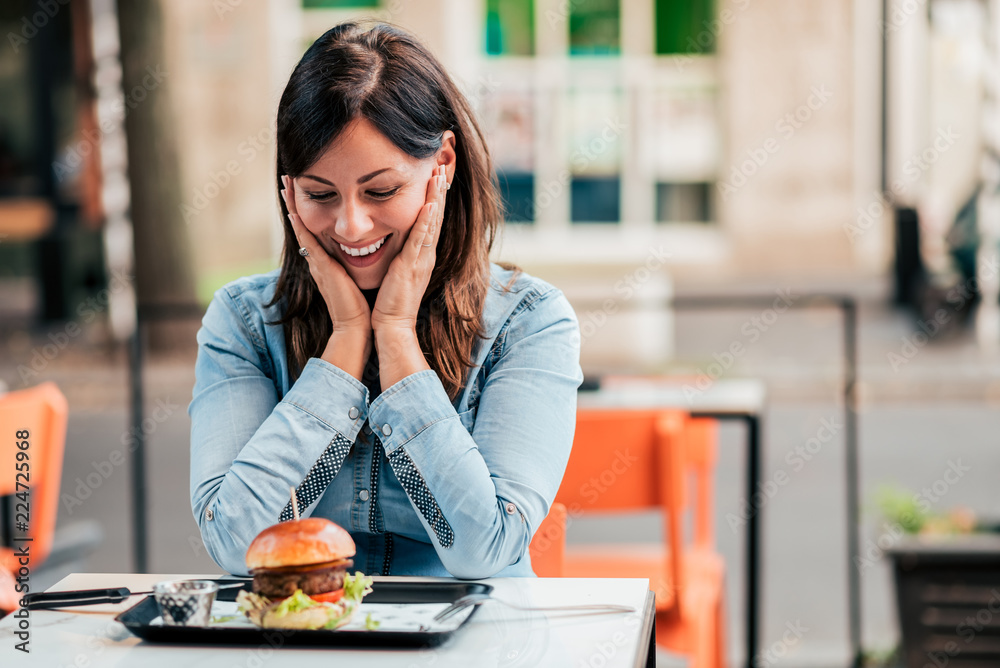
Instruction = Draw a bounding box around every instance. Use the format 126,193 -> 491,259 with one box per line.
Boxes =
188,22 -> 583,581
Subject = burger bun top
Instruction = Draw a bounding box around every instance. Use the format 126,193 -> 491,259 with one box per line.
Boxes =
246,518 -> 355,570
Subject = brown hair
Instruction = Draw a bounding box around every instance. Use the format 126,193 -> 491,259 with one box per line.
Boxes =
270,22 -> 505,399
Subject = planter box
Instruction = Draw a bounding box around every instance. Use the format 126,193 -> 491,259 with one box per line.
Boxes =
889,535 -> 1000,668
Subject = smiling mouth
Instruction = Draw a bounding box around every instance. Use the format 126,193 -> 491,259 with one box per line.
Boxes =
339,236 -> 388,257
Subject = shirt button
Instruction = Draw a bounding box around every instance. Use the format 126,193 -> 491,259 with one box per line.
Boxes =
363,423 -> 372,435
205,508 -> 214,521
381,423 -> 392,437
505,502 -> 516,515
359,489 -> 370,502
348,406 -> 360,419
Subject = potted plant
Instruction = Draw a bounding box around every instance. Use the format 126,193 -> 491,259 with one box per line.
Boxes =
875,486 -> 1000,668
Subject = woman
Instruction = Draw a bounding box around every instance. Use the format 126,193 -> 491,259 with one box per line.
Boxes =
190,22 -> 582,579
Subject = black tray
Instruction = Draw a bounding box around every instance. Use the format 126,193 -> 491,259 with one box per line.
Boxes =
116,578 -> 492,648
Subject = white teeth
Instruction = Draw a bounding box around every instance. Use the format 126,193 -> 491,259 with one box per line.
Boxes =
340,236 -> 386,257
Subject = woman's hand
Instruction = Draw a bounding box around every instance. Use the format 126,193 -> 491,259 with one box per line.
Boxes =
371,165 -> 449,389
371,165 -> 448,334
281,175 -> 372,381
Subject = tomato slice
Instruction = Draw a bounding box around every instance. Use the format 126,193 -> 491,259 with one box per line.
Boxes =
310,589 -> 344,604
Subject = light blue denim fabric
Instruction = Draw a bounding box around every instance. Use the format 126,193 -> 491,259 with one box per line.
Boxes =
189,264 -> 582,579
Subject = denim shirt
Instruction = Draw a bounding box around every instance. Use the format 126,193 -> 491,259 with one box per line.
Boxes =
189,264 -> 582,579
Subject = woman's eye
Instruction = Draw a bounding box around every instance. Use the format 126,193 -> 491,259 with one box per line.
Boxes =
368,188 -> 400,200
306,191 -> 336,202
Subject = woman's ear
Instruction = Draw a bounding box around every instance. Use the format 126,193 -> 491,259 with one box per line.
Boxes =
438,130 -> 457,184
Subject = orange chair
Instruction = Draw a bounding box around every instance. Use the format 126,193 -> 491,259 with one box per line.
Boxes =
0,382 -> 69,610
555,409 -> 727,668
529,502 -> 567,577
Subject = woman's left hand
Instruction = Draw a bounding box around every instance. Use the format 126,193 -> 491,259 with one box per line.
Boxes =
371,164 -> 449,336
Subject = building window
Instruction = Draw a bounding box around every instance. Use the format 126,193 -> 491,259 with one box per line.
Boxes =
485,0 -> 534,57
569,0 -> 620,56
571,176 -> 620,223
656,182 -> 712,223
497,170 -> 535,223
479,87 -> 535,223
569,86 -> 622,223
655,0 -> 716,55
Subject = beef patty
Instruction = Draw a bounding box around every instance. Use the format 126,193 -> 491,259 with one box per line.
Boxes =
251,560 -> 352,599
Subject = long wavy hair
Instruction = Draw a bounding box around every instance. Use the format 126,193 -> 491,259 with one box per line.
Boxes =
269,21 -> 505,400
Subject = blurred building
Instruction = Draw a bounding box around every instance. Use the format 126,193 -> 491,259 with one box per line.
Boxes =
160,0 -> 888,275
1,0 -> 994,370
159,0 -> 886,370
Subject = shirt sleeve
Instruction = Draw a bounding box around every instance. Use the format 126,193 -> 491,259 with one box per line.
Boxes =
367,287 -> 583,579
188,287 -> 370,575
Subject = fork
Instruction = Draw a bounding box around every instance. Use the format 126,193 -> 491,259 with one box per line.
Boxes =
432,592 -> 635,623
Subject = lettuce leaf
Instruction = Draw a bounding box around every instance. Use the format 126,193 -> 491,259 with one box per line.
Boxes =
321,572 -> 374,629
322,603 -> 355,629
236,589 -> 269,615
270,589 -> 317,618
342,572 -> 374,604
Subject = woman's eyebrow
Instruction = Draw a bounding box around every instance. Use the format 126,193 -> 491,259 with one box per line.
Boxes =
300,167 -> 398,186
357,167 -> 393,184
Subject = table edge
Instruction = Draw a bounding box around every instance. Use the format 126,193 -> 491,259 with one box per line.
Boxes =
633,590 -> 656,668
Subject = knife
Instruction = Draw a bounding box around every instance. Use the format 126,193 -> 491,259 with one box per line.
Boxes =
21,581 -> 249,610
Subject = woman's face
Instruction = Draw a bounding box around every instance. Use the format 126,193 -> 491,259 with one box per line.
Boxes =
290,117 -> 455,290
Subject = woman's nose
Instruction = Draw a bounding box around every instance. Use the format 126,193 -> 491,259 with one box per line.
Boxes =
334,198 -> 374,241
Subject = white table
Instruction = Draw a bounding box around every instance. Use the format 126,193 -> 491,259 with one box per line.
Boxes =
0,573 -> 655,667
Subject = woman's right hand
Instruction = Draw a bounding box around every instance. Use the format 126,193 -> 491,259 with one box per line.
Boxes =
281,175 -> 372,381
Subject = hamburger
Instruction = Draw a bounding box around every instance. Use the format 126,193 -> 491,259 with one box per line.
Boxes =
235,518 -> 373,629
